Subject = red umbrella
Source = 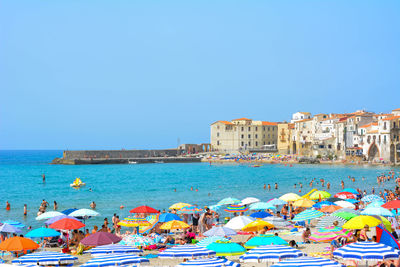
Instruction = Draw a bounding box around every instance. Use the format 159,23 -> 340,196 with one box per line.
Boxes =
334,192 -> 356,199
129,205 -> 159,214
81,232 -> 121,246
382,200 -> 400,209
49,218 -> 85,230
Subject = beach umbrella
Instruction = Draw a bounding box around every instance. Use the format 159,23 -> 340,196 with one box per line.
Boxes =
263,217 -> 291,228
361,194 -> 381,203
309,191 -> 331,200
334,200 -> 355,209
0,236 -> 39,252
0,223 -> 22,233
159,213 -> 182,222
334,192 -> 356,200
49,218 -> 85,230
120,234 -> 154,247
204,226 -> 237,237
342,215 -> 381,229
224,205 -> 249,213
69,208 -> 99,218
217,197 -> 241,205
332,208 -> 360,215
292,209 -> 324,222
160,220 -> 190,230
344,199 -> 359,204
118,217 -> 151,227
320,205 -> 342,213
158,245 -> 216,258
207,240 -> 245,256
44,215 -> 80,225
365,200 -> 385,208
293,199 -> 315,208
1,220 -> 25,228
313,201 -> 335,209
35,211 -> 64,220
327,197 -> 342,202
242,220 -> 274,232
12,251 -> 77,265
309,226 -> 351,243
249,202 -> 276,210
250,211 -> 272,219
240,245 -> 304,262
267,198 -> 287,206
341,188 -> 359,194
208,205 -> 222,211
177,257 -> 240,267
80,253 -> 149,267
361,207 -> 394,217
333,241 -> 400,261
178,206 -> 203,214
241,197 -> 260,206
334,212 -> 357,221
382,200 -> 400,209
169,202 -> 191,210
25,227 -> 60,238
279,193 -> 301,202
196,237 -> 229,247
85,244 -> 142,256
316,215 -> 347,228
129,205 -> 159,214
244,235 -> 288,249
225,216 -> 255,230
61,208 -> 78,215
370,215 -> 393,232
81,232 -> 122,246
270,256 -> 344,267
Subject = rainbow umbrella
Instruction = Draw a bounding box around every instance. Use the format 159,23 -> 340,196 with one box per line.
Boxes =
169,203 -> 191,210
118,218 -> 151,227
224,205 -> 249,213
120,234 -> 154,247
309,226 -> 352,242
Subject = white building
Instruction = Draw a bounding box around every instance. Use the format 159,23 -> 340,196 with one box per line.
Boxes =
291,112 -> 312,123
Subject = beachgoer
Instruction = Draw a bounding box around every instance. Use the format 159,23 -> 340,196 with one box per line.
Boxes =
263,184 -> 266,190
90,201 -> 96,209
359,225 -> 370,241
53,201 -> 58,210
104,218 -> 109,227
267,184 -> 271,191
302,227 -> 311,243
92,225 -> 98,234
42,174 -> 45,182
120,205 -> 124,209
275,183 -> 278,190
6,201 -> 10,211
23,204 -> 27,216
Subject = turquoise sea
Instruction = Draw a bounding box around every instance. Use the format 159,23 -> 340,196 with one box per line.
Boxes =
0,150 -> 399,231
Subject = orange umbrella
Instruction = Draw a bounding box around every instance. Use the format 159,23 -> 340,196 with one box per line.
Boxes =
0,236 -> 39,252
320,205 -> 342,213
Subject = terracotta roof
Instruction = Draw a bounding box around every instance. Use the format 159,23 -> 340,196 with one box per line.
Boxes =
288,123 -> 295,129
262,121 -> 278,126
298,112 -> 311,115
383,116 -> 400,121
359,122 -> 378,128
212,120 -> 234,125
393,108 -> 400,111
347,147 -> 362,150
232,118 -> 252,121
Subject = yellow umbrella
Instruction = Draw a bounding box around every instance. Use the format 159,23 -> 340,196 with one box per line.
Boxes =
169,203 -> 191,210
279,193 -> 301,202
371,215 -> 392,232
293,198 -> 315,208
242,219 -> 274,232
342,215 -> 381,230
160,220 -> 190,230
309,190 -> 331,200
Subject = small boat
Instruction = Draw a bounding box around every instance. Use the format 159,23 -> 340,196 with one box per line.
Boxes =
128,160 -> 138,164
70,178 -> 86,188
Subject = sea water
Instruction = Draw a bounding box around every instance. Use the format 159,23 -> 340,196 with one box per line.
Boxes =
0,150 -> 399,230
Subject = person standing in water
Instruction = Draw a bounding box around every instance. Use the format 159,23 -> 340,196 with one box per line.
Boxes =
42,174 -> 45,183
23,204 -> 27,216
6,201 -> 10,211
53,201 -> 58,210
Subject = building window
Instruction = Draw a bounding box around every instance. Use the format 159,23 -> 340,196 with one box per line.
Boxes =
255,134 -> 258,138
217,132 -> 219,137
384,122 -> 387,130
248,134 -> 251,138
268,142 -> 270,145
263,134 -> 265,138
248,141 -> 251,146
217,141 -> 220,145
241,134 -> 244,138
217,125 -> 220,129
255,127 -> 258,131
268,127 -> 270,131
328,145 -> 332,149
256,141 -> 258,146
248,127 -> 251,131
263,127 -> 265,131
241,127 -> 244,131
264,142 -> 266,145
268,134 -> 270,138
241,141 -> 244,146
384,135 -> 387,143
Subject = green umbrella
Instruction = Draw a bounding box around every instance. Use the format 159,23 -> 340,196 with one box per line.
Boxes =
206,240 -> 245,256
334,212 -> 357,221
244,234 -> 288,249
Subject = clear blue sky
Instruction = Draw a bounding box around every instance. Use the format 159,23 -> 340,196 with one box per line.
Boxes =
1,1 -> 399,150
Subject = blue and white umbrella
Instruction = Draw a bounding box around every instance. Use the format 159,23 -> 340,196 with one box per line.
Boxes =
177,257 -> 240,267
361,195 -> 381,203
361,207 -> 395,217
80,253 -> 149,267
12,251 -> 78,266
240,245 -> 305,263
204,226 -> 237,237
249,202 -> 276,210
158,245 -> 216,258
292,209 -> 324,222
1,220 -> 25,228
263,217 -> 291,228
267,199 -> 287,206
333,241 -> 400,261
85,244 -> 142,256
365,201 -> 385,209
270,256 -> 344,267
196,237 -> 229,248
0,223 -> 22,233
316,215 -> 346,228
36,211 -> 64,220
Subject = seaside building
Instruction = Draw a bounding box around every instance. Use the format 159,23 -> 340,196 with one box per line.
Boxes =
291,112 -> 312,123
291,118 -> 314,156
277,122 -> 293,154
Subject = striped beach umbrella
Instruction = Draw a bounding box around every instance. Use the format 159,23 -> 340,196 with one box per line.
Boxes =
35,211 -> 65,221
169,202 -> 191,210
240,245 -> 304,262
196,237 -> 229,248
334,212 -> 357,221
334,192 -> 356,200
313,201 -> 335,209
309,226 -> 352,243
80,253 -> 149,267
292,209 -> 324,222
361,207 -> 395,217
218,198 -> 241,205
333,241 -> 400,260
332,208 -> 360,215
85,244 -> 142,256
203,226 -> 237,237
361,194 -> 381,203
270,256 -> 344,267
160,220 -> 190,230
158,245 -> 216,258
120,234 -> 154,247
244,235 -> 288,249
1,220 -> 25,228
316,215 -> 347,228
178,206 -> 203,214
224,205 -> 249,213
119,217 -> 151,227
250,202 -> 276,210
177,257 -> 240,267
263,217 -> 291,228
207,240 -> 246,256
12,251 -> 78,266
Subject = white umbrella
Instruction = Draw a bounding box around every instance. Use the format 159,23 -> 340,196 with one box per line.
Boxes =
69,208 -> 100,218
335,201 -> 355,209
241,197 -> 260,206
225,216 -> 255,230
36,211 -> 64,220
